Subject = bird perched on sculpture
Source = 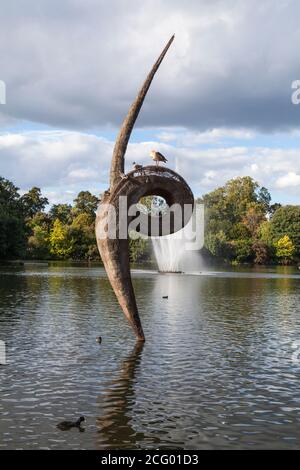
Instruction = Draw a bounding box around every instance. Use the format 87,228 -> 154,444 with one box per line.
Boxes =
132,162 -> 144,174
150,150 -> 168,166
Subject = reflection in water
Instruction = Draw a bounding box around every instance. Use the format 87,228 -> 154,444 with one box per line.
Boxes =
0,264 -> 300,449
96,342 -> 144,449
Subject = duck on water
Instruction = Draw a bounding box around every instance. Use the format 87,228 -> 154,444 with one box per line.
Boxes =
57,416 -> 85,431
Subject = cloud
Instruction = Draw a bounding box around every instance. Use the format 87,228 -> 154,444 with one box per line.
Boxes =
157,128 -> 255,145
0,131 -> 112,199
1,0 -> 300,131
1,129 -> 300,205
276,171 -> 300,188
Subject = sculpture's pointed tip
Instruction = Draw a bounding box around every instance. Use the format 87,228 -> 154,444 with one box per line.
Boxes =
165,34 -> 175,49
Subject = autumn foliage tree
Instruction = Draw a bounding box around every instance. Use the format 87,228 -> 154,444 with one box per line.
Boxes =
274,235 -> 295,264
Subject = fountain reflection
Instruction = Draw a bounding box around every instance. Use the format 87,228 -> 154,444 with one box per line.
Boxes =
96,342 -> 145,449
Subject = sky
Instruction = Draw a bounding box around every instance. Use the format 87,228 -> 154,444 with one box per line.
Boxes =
0,0 -> 300,206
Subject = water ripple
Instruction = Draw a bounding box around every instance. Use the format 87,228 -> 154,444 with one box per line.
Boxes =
0,265 -> 300,449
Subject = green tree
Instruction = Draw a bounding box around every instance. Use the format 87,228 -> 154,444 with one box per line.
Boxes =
49,219 -> 73,259
229,222 -> 251,240
242,203 -> 265,237
203,177 -> 268,236
269,202 -> 281,215
202,177 -> 271,264
26,213 -> 51,259
0,176 -> 22,213
257,186 -> 272,213
0,176 -> 26,259
27,225 -> 50,259
73,191 -> 99,217
0,212 -> 26,259
270,205 -> 300,256
68,213 -> 99,260
129,236 -> 151,263
21,187 -> 48,218
226,176 -> 260,219
49,204 -> 72,224
205,230 -> 233,260
259,220 -> 273,245
274,235 -> 295,264
29,212 -> 52,231
252,240 -> 269,265
231,238 -> 253,263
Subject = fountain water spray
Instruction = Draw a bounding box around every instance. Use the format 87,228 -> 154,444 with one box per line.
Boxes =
152,233 -> 185,273
152,213 -> 203,273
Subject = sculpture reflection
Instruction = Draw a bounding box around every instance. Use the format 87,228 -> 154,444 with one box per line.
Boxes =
96,342 -> 145,449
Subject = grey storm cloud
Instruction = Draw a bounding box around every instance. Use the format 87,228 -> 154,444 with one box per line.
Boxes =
1,0 -> 300,132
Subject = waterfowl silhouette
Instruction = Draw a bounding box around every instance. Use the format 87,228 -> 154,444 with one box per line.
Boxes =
162,296 -> 168,299
96,336 -> 102,344
57,416 -> 85,431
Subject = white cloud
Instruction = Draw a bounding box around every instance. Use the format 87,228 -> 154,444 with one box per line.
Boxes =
0,1 -> 300,207
1,129 -> 300,205
68,168 -> 97,181
0,131 -> 113,199
276,171 -> 300,188
157,128 -> 255,145
0,134 -> 26,147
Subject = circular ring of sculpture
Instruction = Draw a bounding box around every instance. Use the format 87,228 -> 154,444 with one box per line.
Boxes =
109,166 -> 194,237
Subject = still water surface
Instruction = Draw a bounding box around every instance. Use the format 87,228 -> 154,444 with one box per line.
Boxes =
0,263 -> 300,449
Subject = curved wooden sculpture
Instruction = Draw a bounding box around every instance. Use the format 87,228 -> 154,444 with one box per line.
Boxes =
95,36 -> 194,341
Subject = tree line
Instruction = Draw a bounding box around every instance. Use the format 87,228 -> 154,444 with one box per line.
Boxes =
0,177 -> 99,261
200,176 -> 299,265
0,175 -> 299,265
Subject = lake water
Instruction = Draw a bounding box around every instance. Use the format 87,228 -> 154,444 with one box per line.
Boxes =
0,263 -> 300,449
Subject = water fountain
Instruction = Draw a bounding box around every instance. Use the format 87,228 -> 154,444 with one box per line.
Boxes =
152,234 -> 184,273
152,216 -> 202,273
